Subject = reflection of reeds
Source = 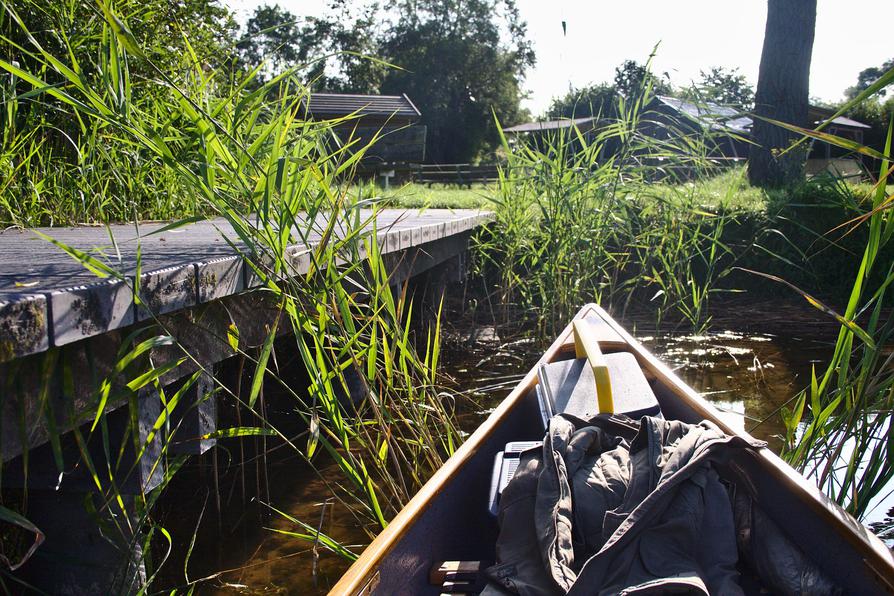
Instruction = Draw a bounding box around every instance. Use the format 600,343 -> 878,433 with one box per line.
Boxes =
0,2 -> 457,589
474,79 -> 741,338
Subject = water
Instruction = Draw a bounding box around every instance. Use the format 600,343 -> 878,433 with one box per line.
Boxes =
172,298 -> 858,593
450,299 -> 840,449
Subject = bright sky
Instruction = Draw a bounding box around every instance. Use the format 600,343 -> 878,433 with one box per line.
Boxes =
225,0 -> 893,115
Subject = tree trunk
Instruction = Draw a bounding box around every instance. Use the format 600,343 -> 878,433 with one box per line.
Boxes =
747,0 -> 817,188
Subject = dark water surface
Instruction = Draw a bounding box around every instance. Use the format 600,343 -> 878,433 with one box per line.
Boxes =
184,298 -> 856,594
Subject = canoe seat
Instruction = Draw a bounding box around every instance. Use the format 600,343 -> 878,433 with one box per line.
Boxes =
429,560 -> 486,594
536,352 -> 661,427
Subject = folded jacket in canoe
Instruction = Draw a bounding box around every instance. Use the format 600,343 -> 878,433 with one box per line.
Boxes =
483,414 -> 841,596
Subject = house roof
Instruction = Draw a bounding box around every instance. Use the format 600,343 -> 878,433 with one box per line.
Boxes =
656,96 -> 871,133
304,93 -> 421,119
807,105 -> 871,129
503,116 -> 599,133
653,96 -> 752,134
505,97 -> 871,137
821,115 -> 871,129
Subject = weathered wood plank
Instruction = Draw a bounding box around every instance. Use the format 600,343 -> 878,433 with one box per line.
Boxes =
0,210 -> 491,360
50,279 -> 134,346
0,293 -> 48,360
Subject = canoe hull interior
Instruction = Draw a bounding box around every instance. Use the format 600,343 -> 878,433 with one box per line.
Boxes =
362,379 -> 544,595
333,306 -> 894,595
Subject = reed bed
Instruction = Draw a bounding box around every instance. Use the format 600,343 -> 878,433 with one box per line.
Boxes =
771,72 -> 894,519
472,86 -> 745,337
1,1 -> 457,590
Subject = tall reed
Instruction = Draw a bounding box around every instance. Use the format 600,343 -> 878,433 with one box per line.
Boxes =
474,81 -> 742,337
736,64 -> 894,519
0,1 -> 457,590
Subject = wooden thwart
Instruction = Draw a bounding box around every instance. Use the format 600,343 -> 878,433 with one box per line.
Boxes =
430,561 -> 485,594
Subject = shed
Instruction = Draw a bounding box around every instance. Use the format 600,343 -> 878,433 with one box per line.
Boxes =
303,93 -> 427,177
502,116 -> 602,154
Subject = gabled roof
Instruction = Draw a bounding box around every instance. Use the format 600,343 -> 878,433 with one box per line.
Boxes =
653,96 -> 752,134
503,116 -> 599,133
656,96 -> 871,133
305,93 -> 421,119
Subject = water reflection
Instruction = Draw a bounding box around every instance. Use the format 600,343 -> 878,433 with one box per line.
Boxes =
639,328 -> 829,449
448,317 -> 835,452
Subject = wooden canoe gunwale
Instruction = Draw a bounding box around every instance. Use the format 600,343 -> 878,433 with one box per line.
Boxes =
330,304 -> 894,594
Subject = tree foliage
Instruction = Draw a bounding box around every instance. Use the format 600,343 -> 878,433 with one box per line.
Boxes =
841,61 -> 894,154
236,1 -> 383,92
681,67 -> 754,107
379,0 -> 534,163
547,84 -> 618,119
846,58 -> 894,99
613,59 -> 671,99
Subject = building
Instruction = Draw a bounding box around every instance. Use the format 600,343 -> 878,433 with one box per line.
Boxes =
804,105 -> 871,179
504,96 -> 873,179
303,93 -> 427,181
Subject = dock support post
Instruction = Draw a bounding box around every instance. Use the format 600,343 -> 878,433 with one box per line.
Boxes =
169,368 -> 217,455
5,385 -> 166,594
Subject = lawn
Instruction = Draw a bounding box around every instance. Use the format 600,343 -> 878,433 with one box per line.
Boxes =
644,167 -> 769,212
352,182 -> 496,210
362,168 -> 891,216
354,168 -> 770,213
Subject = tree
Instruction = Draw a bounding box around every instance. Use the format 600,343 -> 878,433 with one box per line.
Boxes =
236,2 -> 383,91
238,5 -> 309,78
845,58 -> 894,99
545,58 -> 671,121
842,60 -> 894,156
547,83 -> 618,119
748,0 -> 817,188
379,0 -> 535,163
681,67 -> 754,107
613,60 -> 671,99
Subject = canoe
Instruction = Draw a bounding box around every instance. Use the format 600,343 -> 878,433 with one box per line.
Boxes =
330,304 -> 894,594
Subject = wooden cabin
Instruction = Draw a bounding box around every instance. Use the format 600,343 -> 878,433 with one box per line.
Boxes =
805,105 -> 871,179
303,93 -> 426,183
506,96 -> 873,180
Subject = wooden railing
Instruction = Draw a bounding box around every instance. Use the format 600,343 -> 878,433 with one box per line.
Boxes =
414,164 -> 500,187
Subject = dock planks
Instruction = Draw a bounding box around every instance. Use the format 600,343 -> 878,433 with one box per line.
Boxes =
0,209 -> 492,360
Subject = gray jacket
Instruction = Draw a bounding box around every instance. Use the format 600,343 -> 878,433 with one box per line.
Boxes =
483,414 -> 762,595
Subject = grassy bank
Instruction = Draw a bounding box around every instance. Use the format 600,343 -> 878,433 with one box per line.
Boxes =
368,171 -> 894,310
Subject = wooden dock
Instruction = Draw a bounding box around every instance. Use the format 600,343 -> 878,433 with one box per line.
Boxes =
0,209 -> 491,361
1,208 -> 491,466
0,208 -> 492,593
